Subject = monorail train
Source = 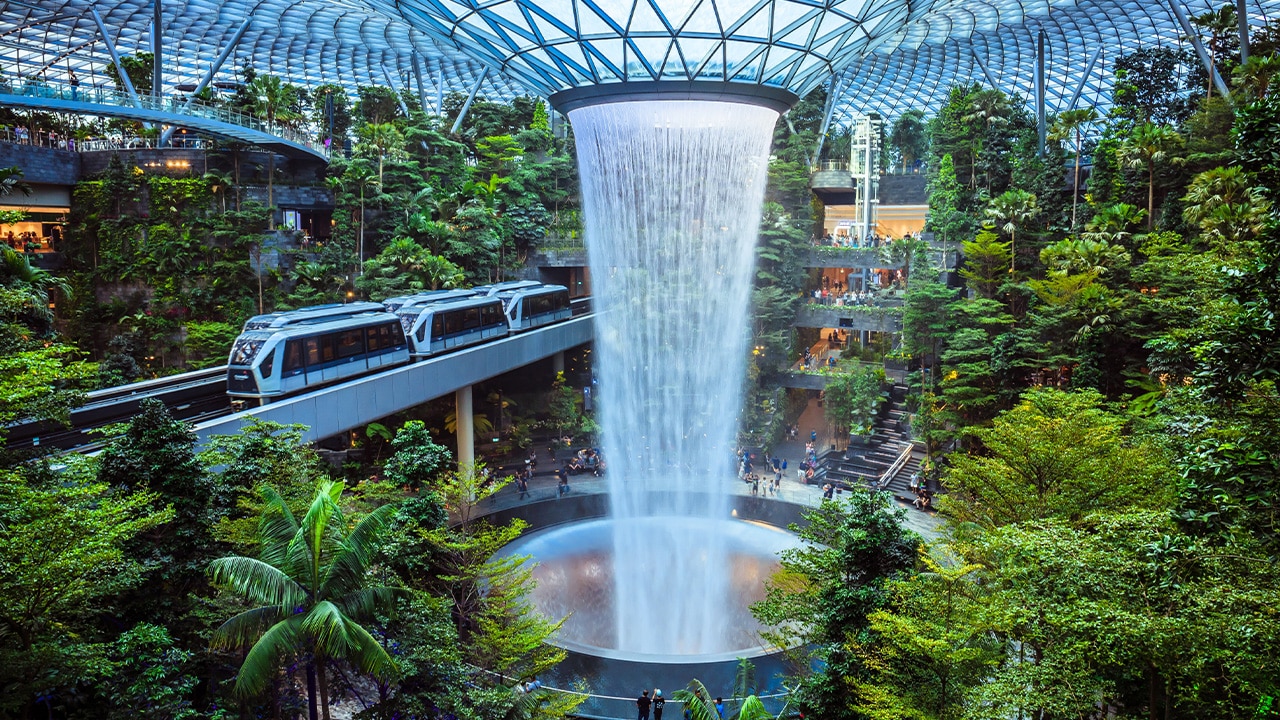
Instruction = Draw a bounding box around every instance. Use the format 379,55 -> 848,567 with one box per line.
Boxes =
227,311 -> 409,400
240,301 -> 385,331
226,283 -> 573,401
397,295 -> 509,358
498,284 -> 572,331
382,289 -> 477,314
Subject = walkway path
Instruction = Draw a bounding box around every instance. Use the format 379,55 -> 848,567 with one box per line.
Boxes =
470,424 -> 942,539
0,79 -> 327,160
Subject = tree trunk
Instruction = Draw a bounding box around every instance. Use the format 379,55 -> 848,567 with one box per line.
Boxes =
1071,134 -> 1082,231
1148,164 -> 1155,231
267,153 -> 276,229
306,662 -> 319,720
318,662 -> 332,720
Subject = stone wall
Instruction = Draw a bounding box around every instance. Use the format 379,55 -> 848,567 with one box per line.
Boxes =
0,141 -> 80,185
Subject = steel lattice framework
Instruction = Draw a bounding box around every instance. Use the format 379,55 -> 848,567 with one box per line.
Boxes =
2,0 -> 1279,120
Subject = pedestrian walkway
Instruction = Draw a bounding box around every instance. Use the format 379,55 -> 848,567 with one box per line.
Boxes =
468,428 -> 942,539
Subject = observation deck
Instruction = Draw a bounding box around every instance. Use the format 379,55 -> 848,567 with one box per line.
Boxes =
0,80 -> 328,161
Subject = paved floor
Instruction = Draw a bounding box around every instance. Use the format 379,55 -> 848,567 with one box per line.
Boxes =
471,424 -> 943,540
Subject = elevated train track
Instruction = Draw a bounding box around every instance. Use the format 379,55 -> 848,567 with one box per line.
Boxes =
5,298 -> 593,454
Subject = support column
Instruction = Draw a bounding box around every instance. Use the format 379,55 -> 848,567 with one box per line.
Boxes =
160,14 -> 253,145
381,62 -> 411,117
1036,31 -> 1046,158
1067,46 -> 1104,110
450,68 -> 487,134
1167,0 -> 1231,97
455,385 -> 474,468
152,0 -> 162,99
89,6 -> 142,108
552,351 -> 565,374
1239,0 -> 1250,64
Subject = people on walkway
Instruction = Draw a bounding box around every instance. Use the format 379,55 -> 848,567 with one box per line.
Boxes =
637,689 -> 652,720
652,689 -> 665,720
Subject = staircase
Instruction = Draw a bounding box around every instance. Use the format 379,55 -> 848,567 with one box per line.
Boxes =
821,383 -> 920,492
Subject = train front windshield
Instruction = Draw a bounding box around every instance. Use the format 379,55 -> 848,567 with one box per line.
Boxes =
229,337 -> 265,366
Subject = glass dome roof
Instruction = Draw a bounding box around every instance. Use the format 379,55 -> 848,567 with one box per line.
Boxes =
3,0 -> 1278,119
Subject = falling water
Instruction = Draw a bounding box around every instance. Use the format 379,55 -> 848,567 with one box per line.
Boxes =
570,100 -> 778,655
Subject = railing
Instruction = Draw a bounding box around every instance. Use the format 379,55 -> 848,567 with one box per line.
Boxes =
0,78 -> 327,155
76,135 -> 214,152
813,160 -> 849,172
877,442 -> 913,488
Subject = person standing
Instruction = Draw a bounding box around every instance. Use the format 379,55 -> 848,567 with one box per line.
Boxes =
637,689 -> 652,720
715,697 -> 725,719
652,689 -> 665,720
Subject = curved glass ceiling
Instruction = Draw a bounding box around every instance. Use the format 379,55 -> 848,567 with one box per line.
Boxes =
3,0 -> 1278,120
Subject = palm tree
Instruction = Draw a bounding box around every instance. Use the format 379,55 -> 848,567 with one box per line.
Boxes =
1233,54 -> 1280,100
247,74 -> 300,226
1048,107 -> 1099,231
1181,166 -> 1271,247
1117,123 -> 1182,231
984,189 -> 1039,274
357,122 -> 404,187
0,166 -> 33,197
203,169 -> 232,213
209,482 -> 404,720
962,89 -> 1011,188
878,234 -> 931,288
1192,5 -> 1238,96
1083,202 -> 1147,244
326,166 -> 379,276
1,246 -> 72,325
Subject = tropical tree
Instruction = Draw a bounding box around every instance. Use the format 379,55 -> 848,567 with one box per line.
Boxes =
1232,53 -> 1280,100
984,189 -> 1039,273
209,481 -> 405,720
889,110 -> 928,173
247,74 -> 301,223
1048,107 -> 1099,230
357,122 -> 405,187
0,166 -> 33,197
1117,122 -> 1182,230
1083,202 -> 1148,244
1181,166 -> 1271,249
327,165 -> 380,274
878,234 -> 931,287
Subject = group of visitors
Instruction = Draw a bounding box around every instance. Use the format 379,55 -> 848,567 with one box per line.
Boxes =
637,689 -> 726,720
908,471 -> 934,510
815,231 -> 886,248
510,443 -> 607,501
4,230 -> 53,253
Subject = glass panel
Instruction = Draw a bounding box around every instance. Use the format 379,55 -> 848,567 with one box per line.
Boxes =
284,340 -> 305,372
259,348 -> 276,377
230,338 -> 263,366
337,329 -> 365,358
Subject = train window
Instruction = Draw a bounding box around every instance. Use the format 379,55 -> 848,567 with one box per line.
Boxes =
259,348 -> 276,377
417,322 -> 428,342
320,335 -> 337,363
366,326 -> 380,352
389,322 -> 405,345
230,338 -> 263,365
305,337 -> 321,366
431,314 -> 444,339
337,330 -> 364,358
444,311 -> 463,335
555,291 -> 569,310
463,307 -> 481,330
283,340 -> 304,372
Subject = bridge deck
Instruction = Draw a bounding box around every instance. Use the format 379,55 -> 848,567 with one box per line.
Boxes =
0,80 -> 327,160
193,315 -> 594,445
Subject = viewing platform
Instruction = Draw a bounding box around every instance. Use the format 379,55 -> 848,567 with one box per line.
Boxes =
0,79 -> 328,161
